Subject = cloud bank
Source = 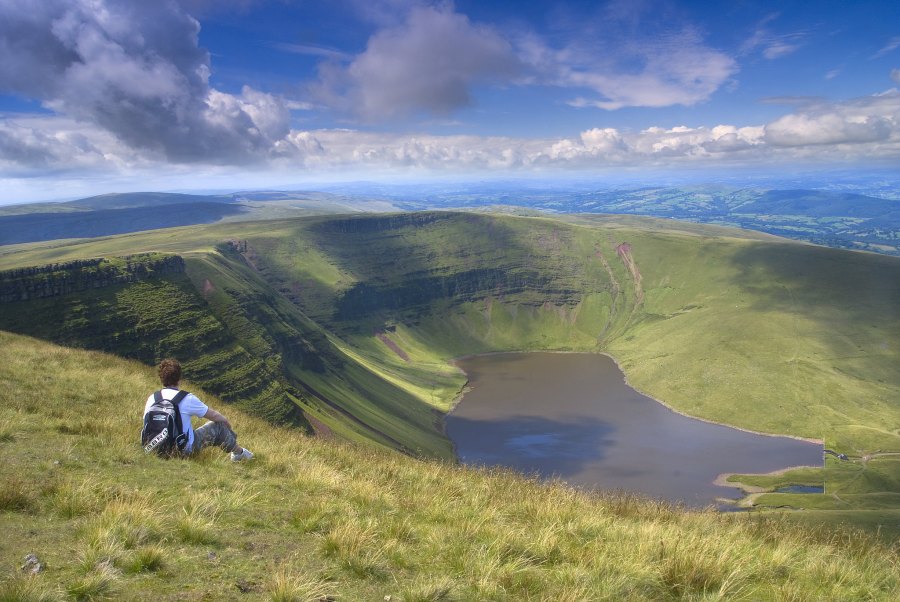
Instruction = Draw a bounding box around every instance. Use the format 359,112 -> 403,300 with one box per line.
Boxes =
0,0 -> 290,163
0,0 -> 898,194
3,89 -> 899,178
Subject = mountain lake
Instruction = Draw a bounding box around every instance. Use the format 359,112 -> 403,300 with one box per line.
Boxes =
446,352 -> 824,508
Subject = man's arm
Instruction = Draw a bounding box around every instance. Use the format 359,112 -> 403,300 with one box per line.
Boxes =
202,408 -> 232,431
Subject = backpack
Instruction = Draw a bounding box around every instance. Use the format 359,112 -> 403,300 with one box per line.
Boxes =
141,390 -> 189,456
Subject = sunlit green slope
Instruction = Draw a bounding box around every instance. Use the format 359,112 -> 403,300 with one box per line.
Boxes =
1,332 -> 897,600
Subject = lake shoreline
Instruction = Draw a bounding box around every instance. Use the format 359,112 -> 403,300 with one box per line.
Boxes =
449,349 -> 823,446
445,351 -> 824,508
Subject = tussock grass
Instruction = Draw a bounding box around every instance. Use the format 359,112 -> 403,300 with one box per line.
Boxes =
175,494 -> 219,545
320,519 -> 388,578
65,561 -> 120,601
267,568 -> 334,602
0,475 -> 38,512
0,419 -> 14,443
0,576 -> 63,602
0,331 -> 898,600
122,545 -> 166,574
76,539 -> 122,577
86,495 -> 163,550
49,477 -> 107,519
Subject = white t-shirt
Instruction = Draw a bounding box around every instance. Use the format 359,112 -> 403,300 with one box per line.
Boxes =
143,388 -> 209,453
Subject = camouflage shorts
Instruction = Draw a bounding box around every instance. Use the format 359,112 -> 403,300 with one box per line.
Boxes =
192,421 -> 238,454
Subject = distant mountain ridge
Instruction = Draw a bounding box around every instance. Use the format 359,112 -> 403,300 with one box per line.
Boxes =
2,185 -> 897,255
0,201 -> 246,245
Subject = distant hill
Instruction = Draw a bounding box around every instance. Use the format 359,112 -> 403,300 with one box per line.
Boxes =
303,182 -> 900,255
0,191 -> 237,215
738,189 -> 900,218
0,192 -> 248,245
0,190 -> 403,245
0,201 -> 247,245
3,184 -> 899,253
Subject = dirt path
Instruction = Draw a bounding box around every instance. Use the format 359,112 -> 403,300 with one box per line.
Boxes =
862,452 -> 900,461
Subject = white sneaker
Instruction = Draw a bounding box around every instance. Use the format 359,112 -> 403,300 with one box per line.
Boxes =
230,448 -> 254,462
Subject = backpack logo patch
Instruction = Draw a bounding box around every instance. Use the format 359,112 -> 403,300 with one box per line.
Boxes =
143,428 -> 169,453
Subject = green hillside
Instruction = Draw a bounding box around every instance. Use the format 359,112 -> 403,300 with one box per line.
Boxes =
1,332 -> 897,600
1,211 -> 898,517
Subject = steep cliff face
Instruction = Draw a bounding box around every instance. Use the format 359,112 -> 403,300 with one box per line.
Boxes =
0,254 -> 185,303
295,212 -> 633,345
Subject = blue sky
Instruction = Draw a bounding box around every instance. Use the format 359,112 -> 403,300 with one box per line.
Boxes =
0,0 -> 898,203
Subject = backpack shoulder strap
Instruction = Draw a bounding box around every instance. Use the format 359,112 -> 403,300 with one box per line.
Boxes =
167,390 -> 190,451
153,390 -> 163,404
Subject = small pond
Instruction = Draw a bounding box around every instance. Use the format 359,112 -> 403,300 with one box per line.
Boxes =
445,353 -> 823,508
774,485 -> 825,494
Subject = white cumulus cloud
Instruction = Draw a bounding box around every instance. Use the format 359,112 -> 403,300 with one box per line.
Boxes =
0,0 -> 291,163
311,5 -> 521,120
764,92 -> 900,147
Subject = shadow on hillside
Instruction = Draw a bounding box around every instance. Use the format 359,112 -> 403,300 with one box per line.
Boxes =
730,242 -> 900,337
446,413 -> 617,479
310,213 -> 527,323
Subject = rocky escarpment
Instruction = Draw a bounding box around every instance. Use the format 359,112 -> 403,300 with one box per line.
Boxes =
0,254 -> 184,303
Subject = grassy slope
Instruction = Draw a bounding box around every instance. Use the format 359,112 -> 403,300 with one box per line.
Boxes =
1,332 -> 898,601
245,213 -> 900,446
0,212 -> 898,516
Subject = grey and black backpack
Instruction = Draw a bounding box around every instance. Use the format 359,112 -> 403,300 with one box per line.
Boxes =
141,390 -> 189,456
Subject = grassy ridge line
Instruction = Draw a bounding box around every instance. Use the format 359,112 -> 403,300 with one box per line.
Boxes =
1,331 -> 898,601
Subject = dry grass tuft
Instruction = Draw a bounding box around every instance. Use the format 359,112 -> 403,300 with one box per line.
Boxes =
0,475 -> 37,512
396,575 -> 456,602
267,568 -> 333,602
65,561 -> 120,601
49,477 -> 106,518
0,576 -> 63,602
320,519 -> 388,578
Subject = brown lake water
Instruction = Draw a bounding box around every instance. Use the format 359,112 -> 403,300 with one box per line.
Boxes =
445,353 -> 823,508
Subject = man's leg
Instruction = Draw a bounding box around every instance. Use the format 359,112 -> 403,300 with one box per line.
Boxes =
193,421 -> 238,454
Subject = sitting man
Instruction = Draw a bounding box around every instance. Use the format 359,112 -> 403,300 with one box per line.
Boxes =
144,358 -> 253,461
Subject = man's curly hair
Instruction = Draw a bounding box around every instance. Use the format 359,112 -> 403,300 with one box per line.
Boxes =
158,358 -> 182,387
